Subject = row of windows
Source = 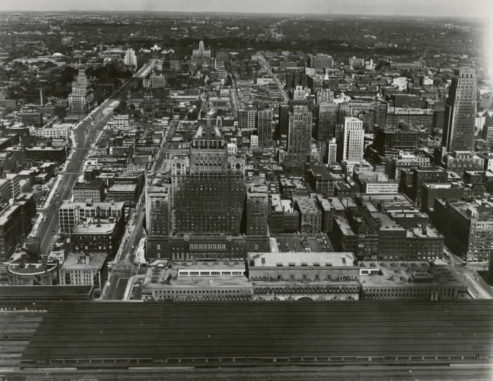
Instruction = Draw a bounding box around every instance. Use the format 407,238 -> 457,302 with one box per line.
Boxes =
178,270 -> 244,276
153,289 -> 250,296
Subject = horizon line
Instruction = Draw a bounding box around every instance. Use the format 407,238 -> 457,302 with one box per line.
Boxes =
0,9 -> 486,21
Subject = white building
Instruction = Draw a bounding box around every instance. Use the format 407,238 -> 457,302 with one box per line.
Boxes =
123,48 -> 138,69
342,117 -> 364,162
250,135 -> 259,150
32,123 -> 73,139
293,85 -> 309,101
327,138 -> 337,165
106,114 -> 131,131
227,143 -> 237,155
60,253 -> 107,289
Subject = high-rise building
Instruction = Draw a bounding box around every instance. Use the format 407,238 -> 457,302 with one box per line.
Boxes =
191,40 -> 212,69
246,177 -> 269,252
481,111 -> 493,142
287,105 -> 312,162
257,108 -> 273,148
146,121 -> 248,261
68,69 -> 94,115
317,102 -> 338,141
238,107 -> 257,130
442,67 -> 477,152
123,48 -> 138,69
279,104 -> 290,136
189,121 -> 228,173
192,40 -> 211,58
327,138 -> 338,165
341,117 -> 364,162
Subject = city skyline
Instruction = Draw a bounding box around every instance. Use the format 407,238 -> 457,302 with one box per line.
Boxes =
1,0 -> 493,19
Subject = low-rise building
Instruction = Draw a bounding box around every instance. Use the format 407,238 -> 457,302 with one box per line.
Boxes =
73,180 -> 105,202
247,251 -> 359,301
142,261 -> 252,302
60,253 -> 108,290
293,196 -> 321,233
359,261 -> 468,301
7,261 -> 58,285
69,218 -> 124,258
432,198 -> 493,261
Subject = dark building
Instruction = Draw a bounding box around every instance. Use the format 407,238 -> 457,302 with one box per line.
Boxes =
373,125 -> 426,157
146,121 -> 248,260
69,217 -> 125,258
0,196 -> 36,260
245,177 -> 270,252
18,105 -> 43,127
316,102 -> 338,141
287,105 -> 312,163
173,173 -> 245,234
442,67 -> 477,152
400,167 -> 448,209
433,199 -> 493,262
257,108 -> 273,148
421,183 -> 465,212
278,104 -> 290,136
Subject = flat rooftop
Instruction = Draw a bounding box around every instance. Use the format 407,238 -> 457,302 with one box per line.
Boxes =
274,234 -> 332,252
108,183 -> 137,192
359,261 -> 463,287
72,221 -> 116,235
248,252 -> 355,267
62,253 -> 107,271
21,301 -> 493,367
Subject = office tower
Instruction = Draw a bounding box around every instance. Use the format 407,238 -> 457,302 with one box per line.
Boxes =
443,67 -> 477,152
123,48 -> 137,69
481,111 -> 493,142
327,138 -> 337,165
238,106 -> 257,130
279,104 -> 290,136
145,179 -> 172,259
287,105 -> 312,162
246,177 -> 270,252
257,108 -> 273,148
341,117 -> 364,162
68,69 -> 94,114
317,102 -> 338,141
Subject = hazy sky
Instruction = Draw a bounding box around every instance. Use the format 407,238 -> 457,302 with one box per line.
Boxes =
0,0 -> 492,18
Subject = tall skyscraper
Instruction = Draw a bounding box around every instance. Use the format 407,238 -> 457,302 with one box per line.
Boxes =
123,48 -> 138,69
257,108 -> 273,148
341,117 -> 364,162
246,177 -> 270,252
442,67 -> 477,152
287,105 -> 312,162
68,69 -> 94,115
317,102 -> 338,141
192,40 -> 211,58
279,104 -> 290,136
